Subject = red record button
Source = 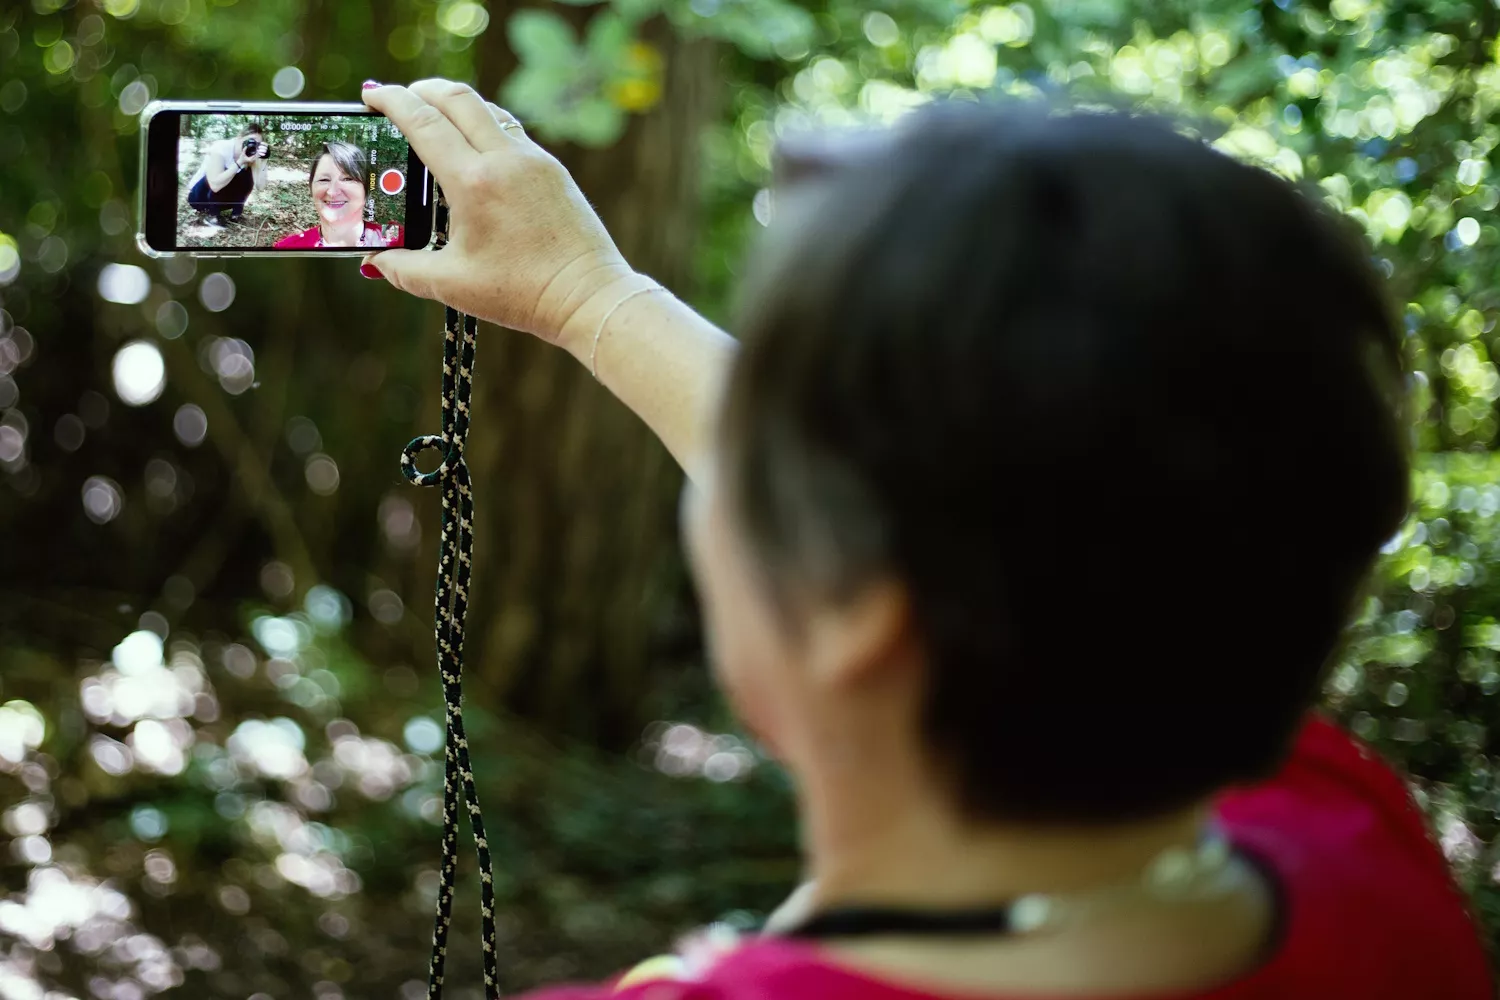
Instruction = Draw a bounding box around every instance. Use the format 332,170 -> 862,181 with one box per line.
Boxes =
379,168 -> 406,196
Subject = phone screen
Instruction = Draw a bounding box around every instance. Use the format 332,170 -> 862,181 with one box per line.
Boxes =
141,108 -> 432,254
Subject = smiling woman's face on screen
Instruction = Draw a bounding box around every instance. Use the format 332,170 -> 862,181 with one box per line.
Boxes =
311,152 -> 366,228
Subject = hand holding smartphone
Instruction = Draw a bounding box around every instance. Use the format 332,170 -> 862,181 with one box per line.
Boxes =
137,101 -> 436,257
355,81 -> 644,345
138,81 -> 654,353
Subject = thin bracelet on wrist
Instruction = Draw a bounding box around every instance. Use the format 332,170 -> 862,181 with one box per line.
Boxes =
590,280 -> 667,381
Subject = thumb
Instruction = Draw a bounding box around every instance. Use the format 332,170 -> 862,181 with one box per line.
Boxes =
361,249 -> 442,299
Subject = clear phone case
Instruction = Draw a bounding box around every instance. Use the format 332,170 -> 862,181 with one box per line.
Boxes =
136,99 -> 437,259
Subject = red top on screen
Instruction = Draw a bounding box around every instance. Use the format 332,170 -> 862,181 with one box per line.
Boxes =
526,717 -> 1493,1000
273,222 -> 403,250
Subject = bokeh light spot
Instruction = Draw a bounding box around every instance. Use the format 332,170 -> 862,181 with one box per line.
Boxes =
0,424 -> 24,464
387,26 -> 424,61
403,717 -> 443,755
286,416 -> 322,454
98,263 -> 152,305
259,561 -> 295,600
129,805 -> 168,841
305,454 -> 340,495
112,340 -> 166,406
0,239 -> 20,286
118,78 -> 150,116
82,476 -> 124,524
272,66 -> 306,99
1455,216 -> 1481,247
155,300 -> 188,339
172,404 -> 207,447
369,588 -> 404,625
161,256 -> 197,285
437,1 -> 490,37
305,585 -> 352,630
54,413 -> 85,452
863,11 -> 900,47
206,337 -> 255,394
198,272 -> 236,312
0,700 -> 47,764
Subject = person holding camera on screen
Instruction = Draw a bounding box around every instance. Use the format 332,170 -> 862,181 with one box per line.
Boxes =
359,79 -> 1493,1000
185,121 -> 267,227
274,140 -> 401,249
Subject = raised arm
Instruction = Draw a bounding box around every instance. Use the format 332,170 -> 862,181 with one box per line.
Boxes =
361,80 -> 737,484
201,142 -> 247,194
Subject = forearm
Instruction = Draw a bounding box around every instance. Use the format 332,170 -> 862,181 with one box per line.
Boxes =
557,276 -> 738,486
206,164 -> 239,193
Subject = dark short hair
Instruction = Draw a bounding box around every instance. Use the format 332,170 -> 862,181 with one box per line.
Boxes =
309,141 -> 368,196
239,121 -> 265,138
721,102 -> 1409,825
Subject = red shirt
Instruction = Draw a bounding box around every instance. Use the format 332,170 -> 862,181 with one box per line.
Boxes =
528,716 -> 1492,999
273,221 -> 403,249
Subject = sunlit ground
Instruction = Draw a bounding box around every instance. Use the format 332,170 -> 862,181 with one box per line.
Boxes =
0,596 -> 762,1000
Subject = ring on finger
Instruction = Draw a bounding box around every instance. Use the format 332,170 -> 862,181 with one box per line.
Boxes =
500,121 -> 524,133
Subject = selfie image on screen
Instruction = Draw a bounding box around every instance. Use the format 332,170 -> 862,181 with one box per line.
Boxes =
178,113 -> 410,250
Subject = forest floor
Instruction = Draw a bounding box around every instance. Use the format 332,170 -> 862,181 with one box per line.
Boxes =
178,162 -> 322,249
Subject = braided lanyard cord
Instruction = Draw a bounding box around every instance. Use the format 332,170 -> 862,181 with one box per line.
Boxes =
398,186 -> 499,999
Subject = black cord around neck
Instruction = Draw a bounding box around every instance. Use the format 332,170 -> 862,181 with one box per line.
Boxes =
780,838 -> 1273,946
784,904 -> 1019,940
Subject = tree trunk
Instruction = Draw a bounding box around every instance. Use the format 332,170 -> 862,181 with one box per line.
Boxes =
459,14 -> 720,747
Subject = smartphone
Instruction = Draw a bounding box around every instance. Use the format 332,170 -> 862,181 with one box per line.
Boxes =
137,101 -> 436,258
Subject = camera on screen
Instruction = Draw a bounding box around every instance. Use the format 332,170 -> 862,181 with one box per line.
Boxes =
181,112 -> 408,250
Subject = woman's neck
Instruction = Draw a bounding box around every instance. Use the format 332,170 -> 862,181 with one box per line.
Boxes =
786,747 -> 1272,998
320,219 -> 363,246
797,735 -> 1208,910
803,781 -> 1209,913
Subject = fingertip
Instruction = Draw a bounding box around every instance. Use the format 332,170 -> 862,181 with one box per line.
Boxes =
361,81 -> 393,107
360,253 -> 388,280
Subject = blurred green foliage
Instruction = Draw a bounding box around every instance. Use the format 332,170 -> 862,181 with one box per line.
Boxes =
2,0 -> 1500,998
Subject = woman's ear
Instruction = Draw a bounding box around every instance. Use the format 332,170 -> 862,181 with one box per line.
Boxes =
804,576 -> 915,691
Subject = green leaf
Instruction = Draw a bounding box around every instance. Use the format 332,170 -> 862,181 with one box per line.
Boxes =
502,64 -> 570,120
571,97 -> 627,146
1210,57 -> 1278,105
508,8 -> 581,65
612,0 -> 665,22
1040,0 -> 1125,29
586,10 -> 633,60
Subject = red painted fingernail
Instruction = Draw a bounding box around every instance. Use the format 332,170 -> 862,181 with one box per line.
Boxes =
362,80 -> 382,90
360,262 -> 384,280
